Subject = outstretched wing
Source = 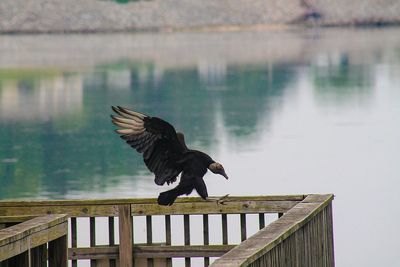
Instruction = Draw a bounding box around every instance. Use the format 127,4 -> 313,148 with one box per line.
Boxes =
111,106 -> 187,185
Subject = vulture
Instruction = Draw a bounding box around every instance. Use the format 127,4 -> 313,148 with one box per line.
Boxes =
111,106 -> 229,206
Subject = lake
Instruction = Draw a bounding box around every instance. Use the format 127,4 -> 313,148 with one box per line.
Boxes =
0,28 -> 399,266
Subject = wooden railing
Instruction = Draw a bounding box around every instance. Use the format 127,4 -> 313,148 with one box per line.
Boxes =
0,214 -> 68,267
211,194 -> 334,267
0,194 -> 333,266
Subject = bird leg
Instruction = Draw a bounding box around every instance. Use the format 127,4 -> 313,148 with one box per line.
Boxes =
206,194 -> 230,205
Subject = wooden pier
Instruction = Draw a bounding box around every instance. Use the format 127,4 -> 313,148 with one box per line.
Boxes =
0,194 -> 334,266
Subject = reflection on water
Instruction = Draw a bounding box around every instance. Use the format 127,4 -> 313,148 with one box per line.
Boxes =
0,62 -> 295,198
0,74 -> 83,122
0,28 -> 400,267
311,53 -> 374,106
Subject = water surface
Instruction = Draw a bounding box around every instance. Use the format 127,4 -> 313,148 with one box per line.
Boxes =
0,28 -> 399,266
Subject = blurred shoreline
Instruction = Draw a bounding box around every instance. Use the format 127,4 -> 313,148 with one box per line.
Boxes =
1,28 -> 399,70
0,0 -> 400,33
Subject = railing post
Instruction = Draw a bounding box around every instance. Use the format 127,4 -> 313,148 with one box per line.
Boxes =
48,235 -> 68,267
118,204 -> 133,267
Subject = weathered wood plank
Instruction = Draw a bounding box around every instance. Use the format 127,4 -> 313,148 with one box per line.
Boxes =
97,259 -> 111,267
0,214 -> 67,246
69,245 -> 235,260
0,216 -> 36,223
135,245 -> 235,259
302,194 -> 334,203
0,214 -> 68,261
0,196 -> 304,218
131,200 -> 300,216
0,195 -> 305,207
69,246 -> 119,260
118,205 -> 133,267
0,199 -> 302,218
0,205 -> 119,217
135,258 -> 168,267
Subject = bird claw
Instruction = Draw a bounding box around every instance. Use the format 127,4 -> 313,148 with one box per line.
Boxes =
207,194 -> 230,205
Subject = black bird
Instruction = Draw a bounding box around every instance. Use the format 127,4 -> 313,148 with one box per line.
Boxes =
111,106 -> 229,206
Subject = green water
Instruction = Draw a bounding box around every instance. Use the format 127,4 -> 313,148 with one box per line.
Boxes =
0,62 -> 293,198
0,28 -> 399,266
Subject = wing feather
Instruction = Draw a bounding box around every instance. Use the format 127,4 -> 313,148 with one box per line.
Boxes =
115,128 -> 145,135
112,106 -> 145,122
112,120 -> 143,130
112,106 -> 187,186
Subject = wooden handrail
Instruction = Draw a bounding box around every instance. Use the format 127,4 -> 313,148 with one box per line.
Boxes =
0,195 -> 305,206
0,214 -> 68,266
0,195 -> 305,217
211,194 -> 334,267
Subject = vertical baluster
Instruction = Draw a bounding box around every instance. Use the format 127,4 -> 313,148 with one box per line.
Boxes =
221,214 -> 228,245
119,205 -> 133,267
259,213 -> 265,229
146,215 -> 154,267
90,217 -> 96,267
203,214 -> 209,267
184,215 -> 190,267
31,244 -> 47,267
109,217 -> 116,267
165,215 -> 172,267
48,235 -> 68,267
71,217 -> 77,267
240,214 -> 247,242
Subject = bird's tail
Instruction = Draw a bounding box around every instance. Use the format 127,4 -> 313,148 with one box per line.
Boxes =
158,184 -> 194,206
158,190 -> 178,206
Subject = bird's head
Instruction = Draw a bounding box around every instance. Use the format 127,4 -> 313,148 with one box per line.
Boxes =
208,162 -> 229,179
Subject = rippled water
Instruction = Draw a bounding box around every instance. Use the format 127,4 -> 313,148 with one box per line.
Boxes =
0,28 -> 399,266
